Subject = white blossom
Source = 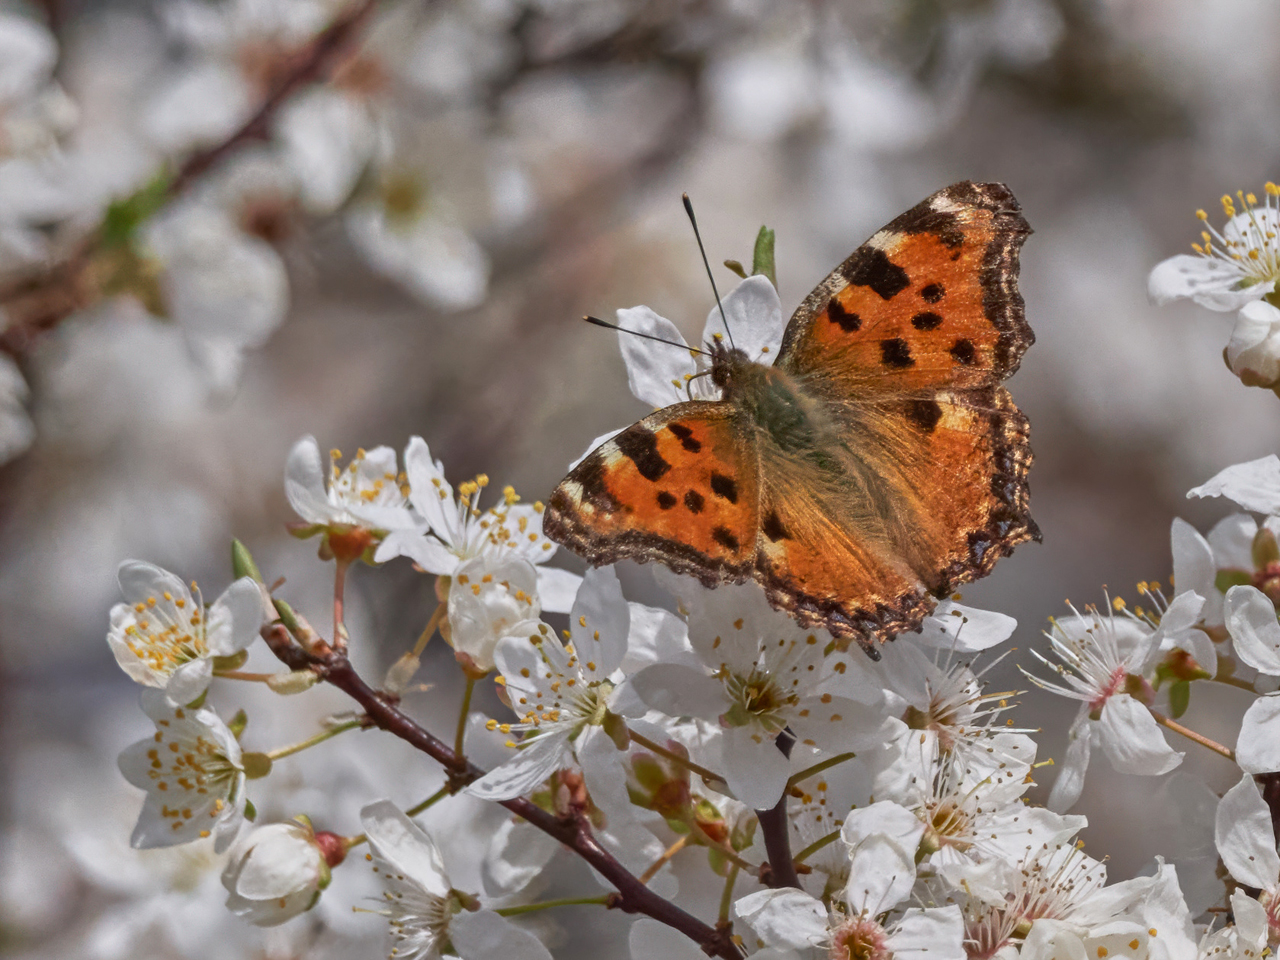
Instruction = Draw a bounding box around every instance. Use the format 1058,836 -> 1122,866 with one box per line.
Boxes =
107,560 -> 263,705
118,690 -> 247,852
359,799 -> 551,960
284,435 -> 416,533
630,580 -> 890,810
221,819 -> 329,926
1149,187 -> 1280,311
1025,599 -> 1191,812
374,436 -> 578,611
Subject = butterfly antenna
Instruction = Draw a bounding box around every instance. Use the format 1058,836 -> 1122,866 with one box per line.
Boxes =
682,193 -> 735,351
582,315 -> 712,358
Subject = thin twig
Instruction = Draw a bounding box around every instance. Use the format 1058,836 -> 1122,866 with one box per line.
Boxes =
1149,708 -> 1236,761
261,624 -> 743,960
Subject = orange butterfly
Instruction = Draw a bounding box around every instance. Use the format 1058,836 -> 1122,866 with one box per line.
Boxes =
544,182 -> 1040,654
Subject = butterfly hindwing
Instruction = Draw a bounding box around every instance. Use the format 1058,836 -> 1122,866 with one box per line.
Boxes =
777,181 -> 1031,391
545,402 -> 760,585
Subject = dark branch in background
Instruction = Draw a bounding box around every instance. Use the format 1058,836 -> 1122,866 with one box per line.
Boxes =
754,730 -> 800,889
261,624 -> 744,960
0,0 -> 379,356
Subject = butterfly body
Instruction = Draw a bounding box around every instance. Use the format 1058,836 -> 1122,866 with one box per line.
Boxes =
546,182 -> 1040,653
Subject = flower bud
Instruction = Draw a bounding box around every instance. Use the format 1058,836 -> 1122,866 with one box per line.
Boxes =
221,820 -> 332,926
266,669 -> 319,695
1226,300 -> 1280,390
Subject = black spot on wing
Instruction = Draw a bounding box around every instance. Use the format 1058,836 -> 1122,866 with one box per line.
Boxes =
684,490 -> 705,513
656,490 -> 676,509
920,283 -> 944,303
710,472 -> 739,503
667,422 -> 701,452
615,424 -> 670,482
712,526 -> 740,552
911,311 -> 943,331
841,245 -> 910,301
881,338 -> 914,368
950,338 -> 976,365
887,200 -> 965,249
762,510 -> 789,542
827,299 -> 861,332
906,398 -> 943,433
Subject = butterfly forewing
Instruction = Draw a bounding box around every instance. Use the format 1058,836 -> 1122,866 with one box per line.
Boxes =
777,181 -> 1031,390
545,402 -> 761,584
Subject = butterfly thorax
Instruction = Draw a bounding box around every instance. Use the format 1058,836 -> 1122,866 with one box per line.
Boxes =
709,339 -> 827,455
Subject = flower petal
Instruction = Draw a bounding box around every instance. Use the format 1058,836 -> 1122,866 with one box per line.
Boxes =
1046,709 -> 1092,813
1215,774 -> 1280,890
889,907 -> 965,960
570,565 -> 629,680
1097,694 -> 1183,776
732,888 -> 828,950
1147,254 -> 1251,310
284,436 -> 334,524
1188,455 -> 1280,515
721,725 -> 792,810
701,275 -> 785,363
629,918 -> 713,960
1237,694 -> 1280,774
1171,518 -> 1220,624
451,909 -> 552,960
616,305 -> 696,408
359,800 -> 451,898
403,436 -> 456,539
1224,585 -> 1280,675
534,566 -> 581,614
914,601 -> 1016,651
206,577 -> 265,655
630,663 -> 725,720
464,731 -> 570,802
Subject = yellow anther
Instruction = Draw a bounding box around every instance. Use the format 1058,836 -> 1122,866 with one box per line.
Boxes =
476,474 -> 489,487
1196,209 -> 1208,220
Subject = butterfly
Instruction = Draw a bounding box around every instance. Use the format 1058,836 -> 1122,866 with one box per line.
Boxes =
544,181 -> 1040,654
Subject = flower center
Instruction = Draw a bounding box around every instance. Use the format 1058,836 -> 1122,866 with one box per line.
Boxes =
829,916 -> 891,960
1192,185 -> 1280,286
722,668 -> 795,732
123,591 -> 207,675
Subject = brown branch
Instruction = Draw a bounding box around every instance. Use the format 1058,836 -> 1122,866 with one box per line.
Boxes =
261,624 -> 743,960
0,0 -> 379,356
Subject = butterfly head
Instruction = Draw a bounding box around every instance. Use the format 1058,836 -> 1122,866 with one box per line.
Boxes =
707,337 -> 757,399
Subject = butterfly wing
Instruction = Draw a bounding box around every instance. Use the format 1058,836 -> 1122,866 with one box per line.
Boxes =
545,402 -> 761,585
758,181 -> 1038,646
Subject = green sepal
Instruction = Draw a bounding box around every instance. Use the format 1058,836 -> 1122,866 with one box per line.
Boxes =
272,598 -> 303,637
228,708 -> 249,739
602,710 -> 631,751
185,689 -> 209,710
242,752 -> 273,780
244,798 -> 257,822
1168,679 -> 1191,719
730,814 -> 757,853
1215,569 -> 1253,594
723,259 -> 748,279
305,888 -> 322,912
316,859 -> 332,891
231,539 -> 265,584
706,846 -> 730,877
287,522 -> 325,541
100,170 -> 172,250
752,225 -> 777,289
1254,527 -> 1280,569
212,649 -> 250,672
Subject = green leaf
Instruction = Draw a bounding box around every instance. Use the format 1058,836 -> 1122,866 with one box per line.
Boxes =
1215,569 -> 1253,594
723,259 -> 747,279
1169,679 -> 1191,719
228,708 -> 249,739
232,539 -> 265,584
244,798 -> 257,822
100,170 -> 172,250
751,225 -> 776,288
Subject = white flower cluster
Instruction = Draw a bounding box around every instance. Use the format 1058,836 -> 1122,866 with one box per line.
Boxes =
95,270 -> 1280,960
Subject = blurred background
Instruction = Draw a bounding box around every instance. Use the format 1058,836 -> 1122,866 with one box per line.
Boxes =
0,0 -> 1276,955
